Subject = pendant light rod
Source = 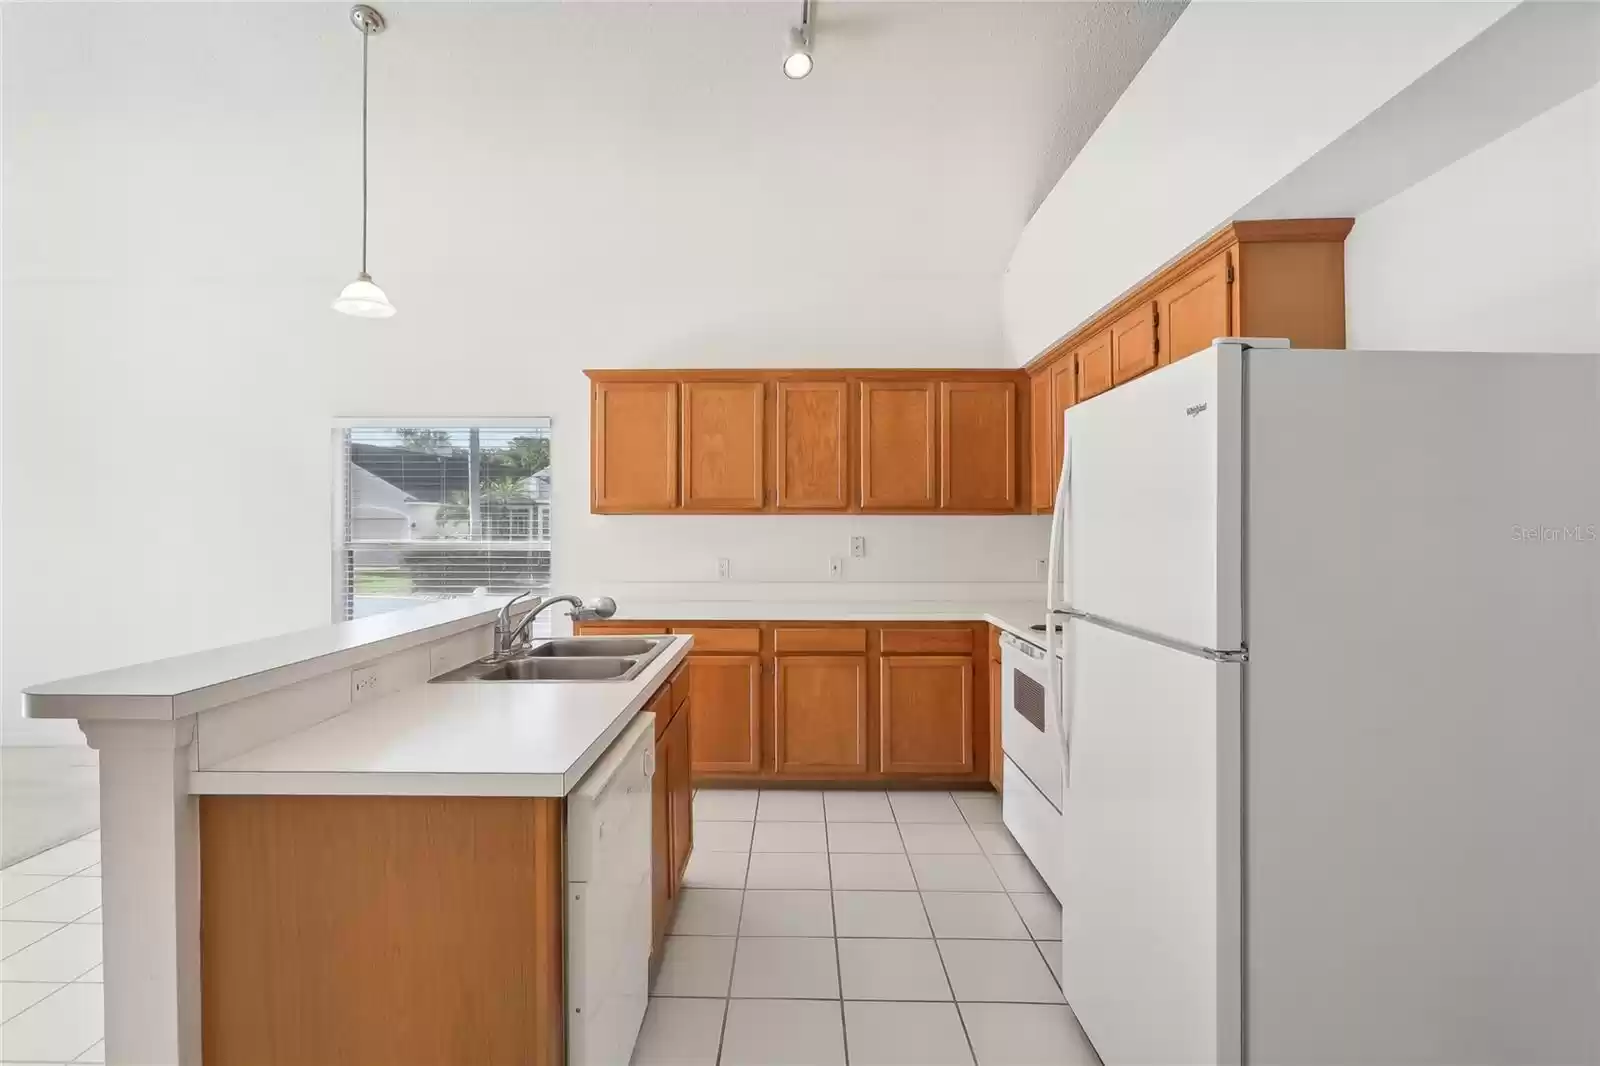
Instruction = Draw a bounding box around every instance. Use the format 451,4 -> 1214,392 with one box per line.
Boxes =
350,4 -> 386,277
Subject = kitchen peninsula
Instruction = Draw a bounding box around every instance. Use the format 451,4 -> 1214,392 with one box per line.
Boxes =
24,595 -> 693,1066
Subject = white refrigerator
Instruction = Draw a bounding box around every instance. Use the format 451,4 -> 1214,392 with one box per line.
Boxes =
1044,339 -> 1600,1066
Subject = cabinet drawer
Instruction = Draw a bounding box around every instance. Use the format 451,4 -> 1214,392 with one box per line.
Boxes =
879,627 -> 975,655
774,627 -> 868,654
671,627 -> 762,654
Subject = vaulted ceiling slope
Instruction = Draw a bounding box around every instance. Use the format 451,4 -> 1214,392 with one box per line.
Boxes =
6,1 -> 1183,290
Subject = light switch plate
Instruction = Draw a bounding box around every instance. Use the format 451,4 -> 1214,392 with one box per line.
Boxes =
851,536 -> 866,558
829,557 -> 844,579
717,558 -> 731,579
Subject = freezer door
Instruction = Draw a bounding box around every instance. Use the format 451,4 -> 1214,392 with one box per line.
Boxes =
1064,342 -> 1242,650
1059,621 -> 1241,1066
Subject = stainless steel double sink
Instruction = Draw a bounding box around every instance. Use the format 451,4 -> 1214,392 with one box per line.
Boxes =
430,636 -> 670,684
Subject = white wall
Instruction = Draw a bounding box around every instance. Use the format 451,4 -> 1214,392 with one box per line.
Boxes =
1347,85 -> 1600,353
2,4 -> 1064,743
1003,0 -> 1517,364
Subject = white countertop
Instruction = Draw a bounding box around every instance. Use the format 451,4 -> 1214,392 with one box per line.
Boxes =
24,595 -> 523,721
608,599 -> 1049,646
190,635 -> 693,798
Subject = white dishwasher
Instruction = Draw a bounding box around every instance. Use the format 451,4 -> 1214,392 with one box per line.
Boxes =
566,711 -> 655,1066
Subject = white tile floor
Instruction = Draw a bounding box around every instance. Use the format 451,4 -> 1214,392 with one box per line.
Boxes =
635,788 -> 1100,1066
0,831 -> 104,1064
0,792 -> 1096,1065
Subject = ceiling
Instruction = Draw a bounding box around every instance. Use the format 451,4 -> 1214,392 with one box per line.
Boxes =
7,1 -> 1185,293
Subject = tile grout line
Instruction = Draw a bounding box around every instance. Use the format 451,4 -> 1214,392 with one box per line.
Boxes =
895,790 -> 981,1066
826,797 -> 850,1066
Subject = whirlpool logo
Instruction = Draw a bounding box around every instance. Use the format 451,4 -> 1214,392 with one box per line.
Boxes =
1185,402 -> 1209,418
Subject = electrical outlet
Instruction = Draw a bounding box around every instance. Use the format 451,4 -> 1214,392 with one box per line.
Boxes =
352,667 -> 381,699
829,557 -> 844,580
1036,558 -> 1049,580
850,536 -> 866,558
717,557 -> 731,579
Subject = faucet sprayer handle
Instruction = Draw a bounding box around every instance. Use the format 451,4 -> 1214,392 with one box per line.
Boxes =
574,596 -> 617,621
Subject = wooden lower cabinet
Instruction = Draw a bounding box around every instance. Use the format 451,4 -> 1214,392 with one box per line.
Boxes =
200,795 -> 567,1066
651,673 -> 695,962
773,655 -> 869,775
685,653 -> 762,776
579,620 -> 994,786
880,655 -> 975,776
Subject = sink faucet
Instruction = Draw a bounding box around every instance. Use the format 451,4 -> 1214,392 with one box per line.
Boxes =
495,593 -> 618,657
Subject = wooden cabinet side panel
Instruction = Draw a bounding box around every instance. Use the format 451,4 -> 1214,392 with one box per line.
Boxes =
1237,240 -> 1348,349
1049,359 -> 1076,495
1028,371 -> 1053,512
859,381 -> 938,510
651,735 -> 671,956
879,655 -> 975,776
592,381 -> 679,511
774,380 -> 850,510
939,381 -> 1017,512
201,795 -> 564,1066
773,655 -> 869,775
681,380 -> 765,510
686,654 -> 763,776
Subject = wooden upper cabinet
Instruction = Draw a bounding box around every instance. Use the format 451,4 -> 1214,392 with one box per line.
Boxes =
1049,359 -> 1076,501
1158,250 -> 1232,366
1028,371 -> 1053,512
773,655 -> 868,776
1111,301 -> 1158,384
879,654 -> 974,776
1075,329 -> 1113,401
859,381 -> 937,510
686,654 -> 763,776
774,380 -> 849,510
592,380 -> 679,512
939,381 -> 1016,512
681,381 -> 765,510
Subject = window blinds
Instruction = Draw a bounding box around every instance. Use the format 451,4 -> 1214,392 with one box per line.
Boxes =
340,423 -> 552,620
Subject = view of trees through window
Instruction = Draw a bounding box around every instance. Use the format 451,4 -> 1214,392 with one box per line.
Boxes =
340,423 -> 552,619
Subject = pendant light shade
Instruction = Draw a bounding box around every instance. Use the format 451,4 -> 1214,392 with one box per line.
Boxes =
334,5 -> 394,319
333,272 -> 396,318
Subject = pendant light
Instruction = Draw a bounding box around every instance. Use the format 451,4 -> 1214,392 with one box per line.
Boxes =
333,4 -> 395,318
783,0 -> 814,80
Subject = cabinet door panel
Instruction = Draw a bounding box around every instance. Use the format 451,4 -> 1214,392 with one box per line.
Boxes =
681,381 -> 765,510
667,708 -> 693,882
592,381 -> 678,511
1029,371 -> 1053,512
859,381 -> 937,510
1158,251 -> 1231,366
1110,301 -> 1158,385
651,728 -> 671,958
774,656 -> 868,776
775,381 -> 849,510
687,655 -> 763,776
879,655 -> 975,776
939,381 -> 1017,512
1075,329 -> 1113,401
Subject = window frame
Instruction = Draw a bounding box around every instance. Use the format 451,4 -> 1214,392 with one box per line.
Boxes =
330,416 -> 554,622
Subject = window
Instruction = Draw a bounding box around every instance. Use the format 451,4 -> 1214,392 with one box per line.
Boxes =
337,422 -> 552,620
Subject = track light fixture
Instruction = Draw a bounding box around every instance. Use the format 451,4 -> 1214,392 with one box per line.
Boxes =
783,0 -> 813,80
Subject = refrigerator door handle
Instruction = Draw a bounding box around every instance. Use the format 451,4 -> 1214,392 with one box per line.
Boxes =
1059,606 -> 1249,664
1046,427 -> 1073,785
